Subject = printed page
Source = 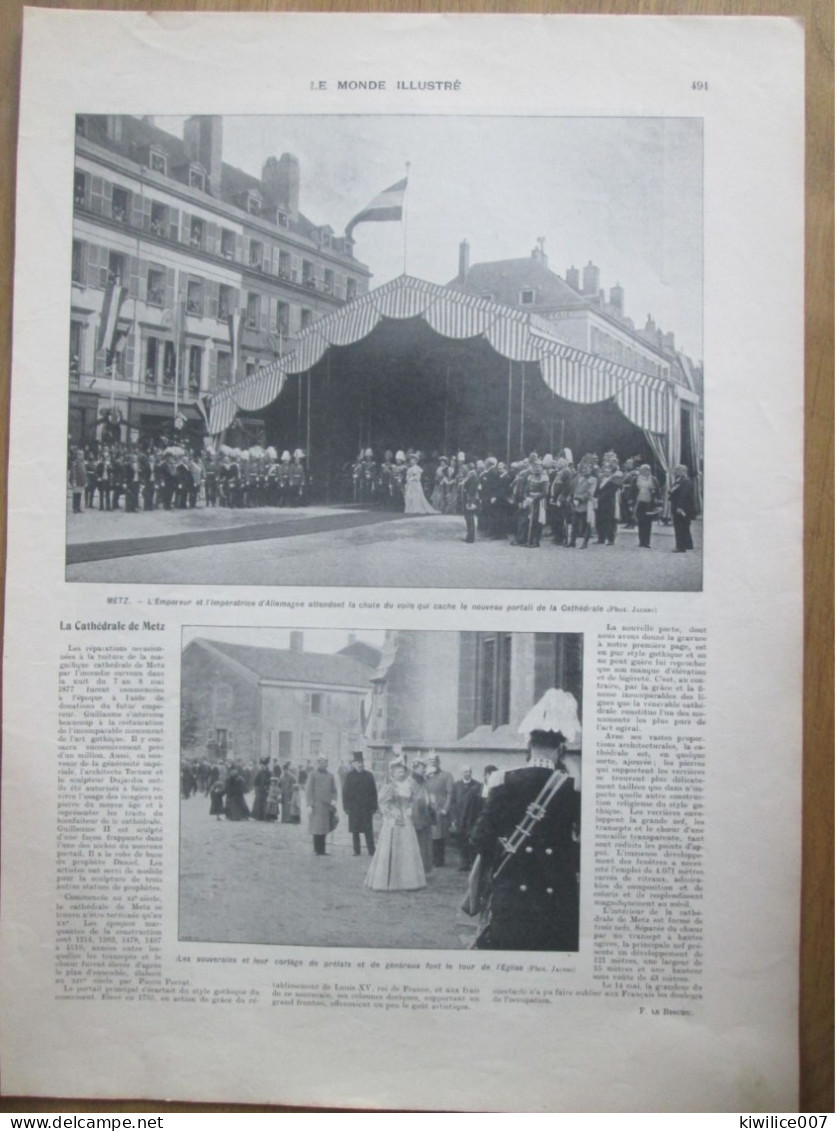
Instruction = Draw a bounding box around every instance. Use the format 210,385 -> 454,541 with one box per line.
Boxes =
1,10 -> 803,1112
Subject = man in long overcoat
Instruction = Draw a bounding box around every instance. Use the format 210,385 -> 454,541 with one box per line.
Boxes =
305,755 -> 337,855
342,751 -> 379,856
425,753 -> 454,866
668,463 -> 698,552
450,765 -> 482,871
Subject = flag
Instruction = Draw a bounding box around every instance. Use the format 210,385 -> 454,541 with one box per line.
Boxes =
97,279 -> 128,353
345,177 -> 407,238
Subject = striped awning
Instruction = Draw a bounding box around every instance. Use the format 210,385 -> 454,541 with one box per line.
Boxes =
208,274 -> 679,436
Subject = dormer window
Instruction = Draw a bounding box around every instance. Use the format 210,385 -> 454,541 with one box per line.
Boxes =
520,288 -> 536,305
149,149 -> 167,176
189,165 -> 206,191
245,191 -> 262,216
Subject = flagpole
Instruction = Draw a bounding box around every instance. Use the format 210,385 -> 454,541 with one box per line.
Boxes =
402,161 -> 410,276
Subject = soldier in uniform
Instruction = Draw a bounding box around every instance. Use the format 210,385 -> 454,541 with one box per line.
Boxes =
289,449 -> 307,505
470,689 -> 581,951
203,452 -> 218,507
277,451 -> 292,506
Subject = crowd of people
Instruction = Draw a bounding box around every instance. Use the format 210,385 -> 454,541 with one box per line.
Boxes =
69,438 -> 698,552
352,445 -> 699,551
68,442 -> 311,514
181,689 -> 583,952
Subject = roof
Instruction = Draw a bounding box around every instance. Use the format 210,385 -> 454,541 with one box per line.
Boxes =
77,115 -> 325,244
448,257 -> 583,310
192,639 -> 374,689
337,640 -> 384,668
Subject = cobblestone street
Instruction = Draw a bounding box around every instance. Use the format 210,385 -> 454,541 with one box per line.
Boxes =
179,791 -> 478,951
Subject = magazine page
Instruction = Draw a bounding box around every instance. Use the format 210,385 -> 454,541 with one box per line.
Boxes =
1,10 -> 804,1113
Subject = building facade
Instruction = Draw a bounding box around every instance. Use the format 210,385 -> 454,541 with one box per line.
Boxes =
180,632 -> 378,767
69,115 -> 370,448
366,630 -> 583,780
449,241 -> 702,469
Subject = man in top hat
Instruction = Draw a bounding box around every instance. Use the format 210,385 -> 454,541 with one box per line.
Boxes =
470,690 -> 582,951
342,751 -> 379,856
668,463 -> 697,552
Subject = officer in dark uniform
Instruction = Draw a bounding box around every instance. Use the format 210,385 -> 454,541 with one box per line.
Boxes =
470,691 -> 581,951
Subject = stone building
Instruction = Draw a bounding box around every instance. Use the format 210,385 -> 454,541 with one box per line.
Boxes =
448,240 -> 702,472
180,631 -> 378,767
69,114 -> 370,448
365,630 -> 583,780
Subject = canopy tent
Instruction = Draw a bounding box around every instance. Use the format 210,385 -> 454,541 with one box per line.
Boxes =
207,275 -> 700,498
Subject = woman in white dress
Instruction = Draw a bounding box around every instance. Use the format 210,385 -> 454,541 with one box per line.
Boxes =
403,456 -> 438,515
365,759 -> 426,892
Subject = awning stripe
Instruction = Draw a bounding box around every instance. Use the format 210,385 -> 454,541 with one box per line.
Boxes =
206,274 -> 682,437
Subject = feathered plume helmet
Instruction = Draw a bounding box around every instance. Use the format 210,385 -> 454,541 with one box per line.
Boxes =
517,689 -> 582,748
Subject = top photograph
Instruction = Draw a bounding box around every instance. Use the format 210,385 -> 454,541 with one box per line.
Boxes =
65,113 -> 703,590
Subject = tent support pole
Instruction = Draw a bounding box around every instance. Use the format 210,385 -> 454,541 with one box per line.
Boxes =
444,366 -> 449,454
506,360 -> 512,464
306,370 -> 311,476
519,362 -> 525,456
325,350 -> 331,504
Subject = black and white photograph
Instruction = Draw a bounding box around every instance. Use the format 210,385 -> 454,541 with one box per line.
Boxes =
66,113 -> 703,590
178,627 -> 583,951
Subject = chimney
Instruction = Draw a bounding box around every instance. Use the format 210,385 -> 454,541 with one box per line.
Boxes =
458,239 -> 470,283
183,116 -> 223,195
531,237 -> 548,267
263,153 -> 300,219
582,261 -> 600,296
289,631 -> 304,653
566,266 -> 580,290
663,331 -> 676,352
644,314 -> 656,333
609,283 -> 624,314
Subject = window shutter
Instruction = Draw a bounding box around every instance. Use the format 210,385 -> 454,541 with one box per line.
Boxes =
85,244 -> 98,288
94,345 -> 106,378
128,256 -> 140,299
291,254 -> 302,282
235,234 -> 243,262
130,194 -> 143,228
207,222 -> 220,256
180,211 -> 190,244
138,259 -> 148,303
263,247 -> 271,274
90,177 -> 104,216
103,180 -> 114,218
271,247 -> 280,275
98,245 -> 108,289
208,347 -> 217,391
259,293 -> 268,332
207,280 -> 219,320
268,298 -> 277,334
165,268 -> 175,312
82,172 -> 92,210
142,198 -> 152,231
168,206 -> 180,243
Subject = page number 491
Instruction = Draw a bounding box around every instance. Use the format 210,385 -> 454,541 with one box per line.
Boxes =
692,80 -> 709,91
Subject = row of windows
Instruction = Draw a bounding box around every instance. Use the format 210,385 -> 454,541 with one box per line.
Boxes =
72,241 -> 316,335
73,168 -> 358,292
591,326 -> 668,380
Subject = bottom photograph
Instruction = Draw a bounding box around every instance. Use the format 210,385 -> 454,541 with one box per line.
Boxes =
179,627 -> 583,952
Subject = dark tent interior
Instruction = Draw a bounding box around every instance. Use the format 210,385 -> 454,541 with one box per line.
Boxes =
249,316 -> 656,503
